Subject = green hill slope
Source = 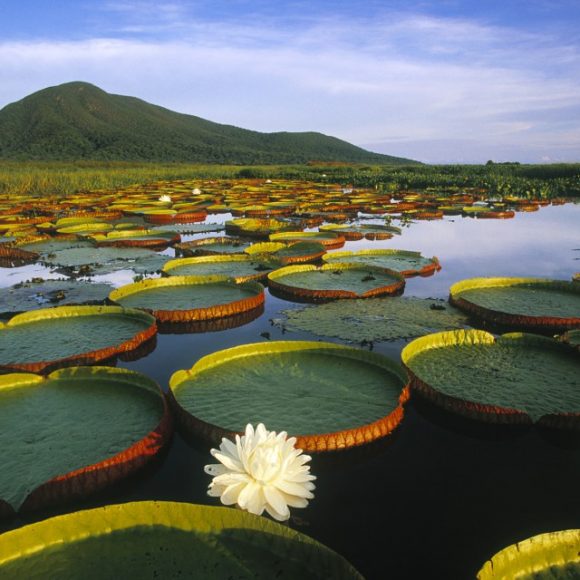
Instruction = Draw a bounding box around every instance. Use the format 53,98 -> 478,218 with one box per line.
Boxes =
0,82 -> 415,164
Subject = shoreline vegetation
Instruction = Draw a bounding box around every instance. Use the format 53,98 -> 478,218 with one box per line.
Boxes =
0,161 -> 578,199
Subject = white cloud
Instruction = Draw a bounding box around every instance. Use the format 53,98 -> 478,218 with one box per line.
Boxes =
1,10 -> 579,163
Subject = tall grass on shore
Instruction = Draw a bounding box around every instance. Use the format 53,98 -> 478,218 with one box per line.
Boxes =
1,161 -> 578,199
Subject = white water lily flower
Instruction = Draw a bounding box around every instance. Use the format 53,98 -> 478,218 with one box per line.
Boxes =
204,423 -> 316,521
158,194 -> 172,202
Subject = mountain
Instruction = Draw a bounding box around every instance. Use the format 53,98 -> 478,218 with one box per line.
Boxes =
0,82 -> 416,164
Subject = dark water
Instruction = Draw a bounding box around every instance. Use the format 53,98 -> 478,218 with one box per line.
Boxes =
1,204 -> 579,579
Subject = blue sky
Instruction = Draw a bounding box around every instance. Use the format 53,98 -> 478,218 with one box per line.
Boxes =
1,0 -> 579,163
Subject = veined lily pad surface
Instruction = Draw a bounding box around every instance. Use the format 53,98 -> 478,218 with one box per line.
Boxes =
477,529 -> 580,579
450,277 -> 580,331
0,306 -> 157,372
279,297 -> 469,342
151,222 -> 225,235
170,340 -> 409,452
1,279 -> 113,314
175,236 -> 252,256
0,367 -> 170,514
246,241 -> 326,264
17,237 -> 94,254
0,501 -> 363,579
91,229 -> 180,249
162,255 -> 275,282
38,246 -> 170,273
268,263 -> 405,301
402,330 -> 580,427
269,231 -> 346,249
323,249 -> 441,277
109,275 -> 265,323
319,223 -> 402,240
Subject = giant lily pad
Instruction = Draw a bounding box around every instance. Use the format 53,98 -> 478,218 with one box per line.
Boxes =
449,277 -> 580,332
477,529 -> 580,579
151,223 -> 225,235
175,236 -> 252,257
0,501 -> 362,578
270,231 -> 346,250
0,367 -> 170,515
0,245 -> 38,268
169,340 -> 409,452
162,255 -> 275,282
17,236 -> 94,255
324,249 -> 441,277
225,218 -> 294,238
0,306 -> 157,373
319,223 -> 402,240
268,263 -> 405,301
39,246 -> 169,274
91,229 -> 180,249
279,297 -> 469,342
109,275 -> 265,323
1,279 -> 113,315
246,241 -> 327,265
402,330 -> 580,428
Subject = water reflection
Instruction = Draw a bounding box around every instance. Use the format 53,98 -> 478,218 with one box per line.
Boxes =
0,202 -> 579,580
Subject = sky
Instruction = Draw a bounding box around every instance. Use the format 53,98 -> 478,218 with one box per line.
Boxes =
1,0 -> 579,164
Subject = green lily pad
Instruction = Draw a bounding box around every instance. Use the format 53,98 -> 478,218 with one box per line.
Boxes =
151,223 -> 225,235
0,501 -> 363,578
17,237 -> 94,255
402,330 -> 580,426
175,236 -> 252,257
1,279 -> 113,314
170,340 -> 409,452
450,277 -> 580,331
0,367 -> 168,512
39,246 -> 169,274
0,306 -> 157,372
324,250 -> 441,277
162,255 -> 275,282
477,529 -> 580,579
269,231 -> 345,249
109,276 -> 265,323
268,263 -> 405,301
226,218 -> 294,238
319,224 -> 402,240
279,297 -> 469,342
91,229 -> 180,248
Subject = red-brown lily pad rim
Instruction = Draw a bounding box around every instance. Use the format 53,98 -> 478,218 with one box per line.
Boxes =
0,306 -> 157,374
161,254 -> 274,283
449,277 -> 580,332
168,340 -> 410,453
323,249 -> 441,278
108,275 -> 265,323
174,236 -> 251,257
267,263 -> 405,302
401,329 -> 580,429
0,366 -> 172,518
